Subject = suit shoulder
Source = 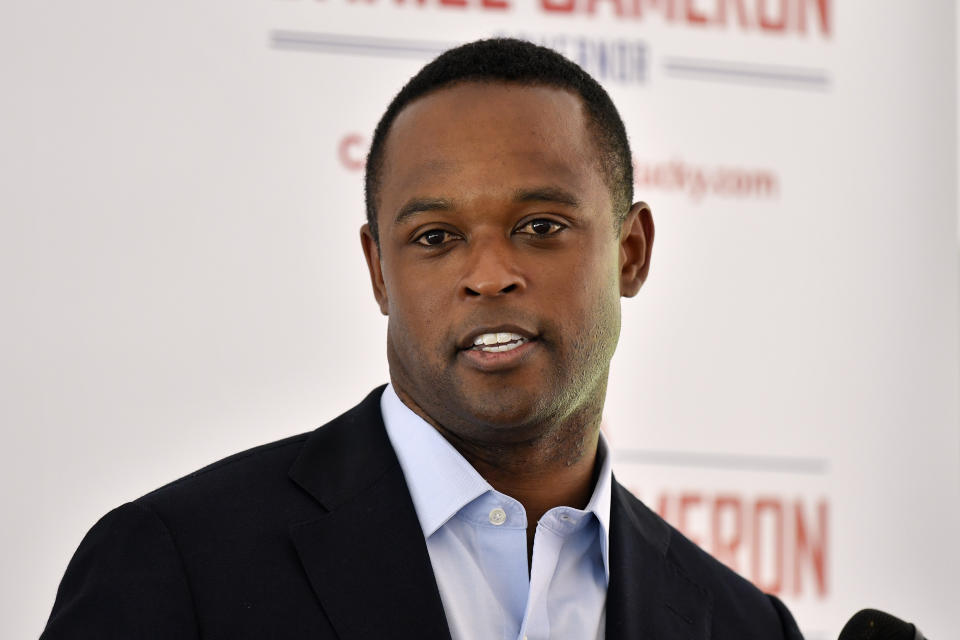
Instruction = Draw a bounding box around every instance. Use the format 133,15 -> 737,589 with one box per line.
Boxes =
135,431 -> 311,515
617,488 -> 802,638
128,387 -> 388,526
667,518 -> 801,637
662,517 -> 761,598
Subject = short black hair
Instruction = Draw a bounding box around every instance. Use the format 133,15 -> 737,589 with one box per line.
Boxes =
364,38 -> 634,241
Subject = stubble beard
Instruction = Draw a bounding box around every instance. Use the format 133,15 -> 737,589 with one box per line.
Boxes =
385,297 -> 621,469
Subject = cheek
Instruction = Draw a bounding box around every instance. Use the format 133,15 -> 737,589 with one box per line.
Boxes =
562,240 -> 621,303
384,269 -> 450,349
563,245 -> 622,343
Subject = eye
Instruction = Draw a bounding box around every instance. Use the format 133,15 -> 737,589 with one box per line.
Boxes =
516,218 -> 566,237
414,229 -> 458,247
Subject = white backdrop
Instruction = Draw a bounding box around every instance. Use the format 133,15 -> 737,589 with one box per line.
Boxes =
2,1 -> 958,638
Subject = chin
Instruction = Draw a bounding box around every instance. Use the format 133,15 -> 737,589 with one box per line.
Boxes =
450,388 -> 557,436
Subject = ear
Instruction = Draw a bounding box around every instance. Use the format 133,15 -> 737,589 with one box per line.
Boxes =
360,224 -> 389,315
618,201 -> 654,298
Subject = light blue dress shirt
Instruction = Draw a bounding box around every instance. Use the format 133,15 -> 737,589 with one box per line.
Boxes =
381,384 -> 612,640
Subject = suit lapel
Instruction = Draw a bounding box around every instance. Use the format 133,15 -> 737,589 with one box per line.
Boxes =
285,389 -> 712,640
287,387 -> 452,640
606,479 -> 713,640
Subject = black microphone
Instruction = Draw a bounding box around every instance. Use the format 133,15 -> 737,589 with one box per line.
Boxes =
838,609 -> 926,640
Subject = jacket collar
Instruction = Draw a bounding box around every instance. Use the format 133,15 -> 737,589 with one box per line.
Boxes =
605,479 -> 713,640
287,386 -> 452,640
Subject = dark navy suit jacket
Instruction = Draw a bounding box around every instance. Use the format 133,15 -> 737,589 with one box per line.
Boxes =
43,387 -> 804,639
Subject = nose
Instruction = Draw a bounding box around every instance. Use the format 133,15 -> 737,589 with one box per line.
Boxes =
460,236 -> 526,298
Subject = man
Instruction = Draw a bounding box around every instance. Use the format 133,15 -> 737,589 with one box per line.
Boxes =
43,39 -> 803,639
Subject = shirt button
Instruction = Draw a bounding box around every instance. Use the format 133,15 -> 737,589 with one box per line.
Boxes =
488,507 -> 507,525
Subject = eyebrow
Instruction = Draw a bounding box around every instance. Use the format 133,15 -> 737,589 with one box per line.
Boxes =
392,186 -> 581,226
513,186 -> 581,208
393,198 -> 452,225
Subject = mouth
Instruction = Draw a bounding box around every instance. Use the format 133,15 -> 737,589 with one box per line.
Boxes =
466,331 -> 531,353
458,325 -> 537,352
457,326 -> 538,371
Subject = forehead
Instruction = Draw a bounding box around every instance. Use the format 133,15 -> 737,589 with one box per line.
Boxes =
377,82 -> 607,221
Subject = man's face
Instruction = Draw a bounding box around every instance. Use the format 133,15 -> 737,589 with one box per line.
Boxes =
363,82 -> 645,445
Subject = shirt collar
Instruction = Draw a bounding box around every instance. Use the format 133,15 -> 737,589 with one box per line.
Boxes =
381,384 -> 491,537
380,384 -> 613,577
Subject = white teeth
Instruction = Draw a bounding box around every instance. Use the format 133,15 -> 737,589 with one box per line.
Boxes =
470,332 -> 529,353
473,332 -> 525,348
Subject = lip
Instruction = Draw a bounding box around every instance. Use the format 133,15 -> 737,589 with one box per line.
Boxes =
458,339 -> 537,372
457,324 -> 537,351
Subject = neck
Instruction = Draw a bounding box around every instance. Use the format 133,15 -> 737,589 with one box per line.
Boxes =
440,405 -> 604,565
453,423 -> 601,523
469,428 -> 601,564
